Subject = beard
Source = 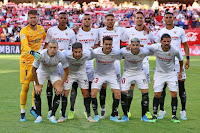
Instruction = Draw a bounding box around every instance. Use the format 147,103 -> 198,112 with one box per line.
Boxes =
30,23 -> 37,27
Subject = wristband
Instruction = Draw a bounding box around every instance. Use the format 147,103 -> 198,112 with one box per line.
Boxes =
29,50 -> 35,55
186,56 -> 190,60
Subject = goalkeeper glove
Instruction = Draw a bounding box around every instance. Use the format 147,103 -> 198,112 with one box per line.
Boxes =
29,50 -> 41,60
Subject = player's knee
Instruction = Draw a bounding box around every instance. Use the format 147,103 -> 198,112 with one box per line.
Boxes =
171,91 -> 177,97
91,91 -> 97,98
114,91 -> 121,99
64,90 -> 69,97
154,92 -> 161,98
21,83 -> 29,93
47,80 -> 53,88
82,90 -> 89,98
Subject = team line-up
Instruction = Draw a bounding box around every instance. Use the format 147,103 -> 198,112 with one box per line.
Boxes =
19,9 -> 190,124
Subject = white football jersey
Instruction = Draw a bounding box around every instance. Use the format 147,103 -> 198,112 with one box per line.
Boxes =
33,49 -> 69,73
76,28 -> 99,50
122,27 -> 155,63
98,27 -> 125,50
155,26 -> 187,52
63,50 -> 92,75
120,47 -> 153,74
45,26 -> 76,50
92,47 -> 121,76
147,43 -> 183,73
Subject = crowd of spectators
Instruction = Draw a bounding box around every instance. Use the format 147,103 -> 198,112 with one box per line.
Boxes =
0,1 -> 200,42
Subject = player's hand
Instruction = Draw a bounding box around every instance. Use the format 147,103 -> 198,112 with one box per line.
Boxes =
185,59 -> 190,69
126,45 -> 131,51
34,52 -> 41,60
178,72 -> 182,80
72,25 -> 80,34
55,86 -> 63,95
144,25 -> 150,34
35,84 -> 43,95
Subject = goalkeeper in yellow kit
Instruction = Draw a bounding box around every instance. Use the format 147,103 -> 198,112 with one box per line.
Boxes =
20,10 -> 46,121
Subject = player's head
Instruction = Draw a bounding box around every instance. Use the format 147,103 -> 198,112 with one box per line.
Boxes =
58,12 -> 68,26
105,14 -> 115,29
160,33 -> 171,51
47,39 -> 58,57
28,10 -> 39,27
164,12 -> 174,25
103,36 -> 113,54
130,37 -> 140,55
82,14 -> 92,27
72,42 -> 83,59
135,12 -> 145,27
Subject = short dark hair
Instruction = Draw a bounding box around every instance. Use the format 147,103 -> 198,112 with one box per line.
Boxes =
103,36 -> 113,43
136,11 -> 144,17
164,12 -> 173,17
72,42 -> 82,50
161,33 -> 171,40
105,14 -> 115,18
28,10 -> 38,16
59,12 -> 67,15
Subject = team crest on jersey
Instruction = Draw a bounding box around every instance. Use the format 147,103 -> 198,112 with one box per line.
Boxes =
174,31 -> 177,34
111,55 -> 114,58
140,55 -> 143,58
91,33 -> 93,36
114,30 -> 116,33
82,58 -> 85,61
55,59 -> 59,63
40,32 -> 42,34
65,32 -> 68,36
143,32 -> 146,35
168,53 -> 171,56
24,77 -> 27,80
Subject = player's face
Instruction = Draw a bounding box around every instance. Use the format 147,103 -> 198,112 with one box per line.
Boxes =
105,16 -> 115,28
135,14 -> 144,26
164,14 -> 174,25
103,40 -> 112,53
73,48 -> 83,59
130,42 -> 140,55
161,38 -> 171,51
28,14 -> 38,27
82,15 -> 92,27
58,14 -> 68,26
47,43 -> 58,57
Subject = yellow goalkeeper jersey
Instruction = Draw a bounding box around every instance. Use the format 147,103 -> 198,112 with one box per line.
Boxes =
20,25 -> 46,65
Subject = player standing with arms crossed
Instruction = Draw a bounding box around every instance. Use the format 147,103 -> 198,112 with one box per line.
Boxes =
19,10 -> 46,121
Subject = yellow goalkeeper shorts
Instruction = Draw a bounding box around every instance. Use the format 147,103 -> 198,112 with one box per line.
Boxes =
20,62 -> 34,84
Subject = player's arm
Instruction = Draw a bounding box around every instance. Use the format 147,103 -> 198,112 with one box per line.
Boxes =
182,41 -> 190,69
176,49 -> 184,80
43,28 -> 51,49
20,30 -> 41,60
60,52 -> 70,87
32,66 -> 43,95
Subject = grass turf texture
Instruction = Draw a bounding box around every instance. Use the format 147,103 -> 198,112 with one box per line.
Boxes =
0,55 -> 199,133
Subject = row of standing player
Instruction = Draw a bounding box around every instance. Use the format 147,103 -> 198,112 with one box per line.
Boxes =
19,10 -> 189,123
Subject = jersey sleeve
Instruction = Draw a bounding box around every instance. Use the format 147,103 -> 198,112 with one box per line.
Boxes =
149,31 -> 156,42
32,58 -> 41,68
94,30 -> 99,44
20,28 -> 31,53
180,28 -> 187,43
175,48 -> 183,61
86,49 -> 95,60
42,27 -> 46,40
146,43 -> 158,53
70,30 -> 76,45
143,47 -> 154,56
44,28 -> 51,43
121,29 -> 129,42
60,52 -> 69,68
155,30 -> 161,43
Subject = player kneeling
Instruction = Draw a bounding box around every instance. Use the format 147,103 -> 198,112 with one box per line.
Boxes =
32,39 -> 69,123
62,42 -> 94,123
120,38 -> 153,122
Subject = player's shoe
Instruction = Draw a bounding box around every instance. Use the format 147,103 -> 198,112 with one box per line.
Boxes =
58,116 -> 67,123
84,111 -> 87,119
34,116 -> 42,123
149,115 -> 157,123
141,115 -> 150,122
158,110 -> 166,119
29,107 -> 38,119
68,110 -> 75,119
171,115 -> 180,123
20,113 -> 26,122
94,115 -> 100,122
49,116 -> 58,123
121,115 -> 129,122
145,112 -> 152,119
180,110 -> 187,120
110,116 -> 121,122
87,116 -> 95,123
47,110 -> 52,119
100,108 -> 106,119
127,112 -> 131,118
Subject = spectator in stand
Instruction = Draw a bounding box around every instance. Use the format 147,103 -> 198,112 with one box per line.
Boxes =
156,12 -> 163,23
0,31 -> 6,42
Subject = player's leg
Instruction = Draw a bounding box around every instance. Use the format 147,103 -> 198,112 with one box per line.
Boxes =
29,85 -> 37,119
34,84 -> 43,123
99,83 -> 107,119
69,82 -> 78,118
20,83 -> 29,121
127,83 -> 134,118
110,89 -> 121,122
168,78 -> 180,123
46,80 -> 53,119
158,83 -> 167,119
179,79 -> 187,120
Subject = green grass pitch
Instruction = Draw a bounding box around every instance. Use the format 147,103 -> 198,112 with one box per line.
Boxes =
0,55 -> 200,133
